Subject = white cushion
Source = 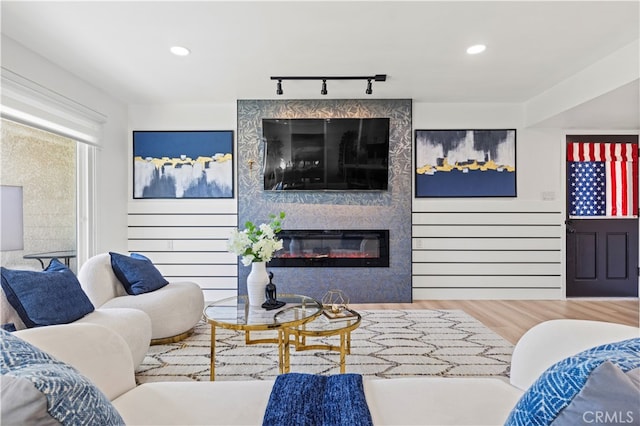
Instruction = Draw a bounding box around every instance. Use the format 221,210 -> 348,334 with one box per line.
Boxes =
78,253 -> 127,307
75,308 -> 152,368
114,381 -> 273,425
15,323 -> 137,401
364,377 -> 522,425
100,281 -> 204,340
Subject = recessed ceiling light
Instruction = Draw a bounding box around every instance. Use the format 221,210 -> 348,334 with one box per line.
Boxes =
466,44 -> 486,55
170,46 -> 190,56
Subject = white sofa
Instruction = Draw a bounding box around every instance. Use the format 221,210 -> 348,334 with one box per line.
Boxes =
77,253 -> 205,343
0,287 -> 151,369
12,319 -> 638,425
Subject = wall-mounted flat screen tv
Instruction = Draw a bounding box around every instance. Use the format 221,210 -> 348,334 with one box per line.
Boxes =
263,118 -> 390,191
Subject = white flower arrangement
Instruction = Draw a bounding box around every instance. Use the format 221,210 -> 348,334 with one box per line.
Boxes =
227,212 -> 285,266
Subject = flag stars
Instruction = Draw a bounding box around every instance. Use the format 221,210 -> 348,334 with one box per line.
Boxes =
569,161 -> 606,217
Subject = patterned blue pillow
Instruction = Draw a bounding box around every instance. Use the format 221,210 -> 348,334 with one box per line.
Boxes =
505,338 -> 640,426
0,259 -> 94,328
0,329 -> 124,425
109,252 -> 168,295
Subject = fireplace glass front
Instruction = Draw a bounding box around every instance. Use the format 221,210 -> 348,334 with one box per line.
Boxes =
269,229 -> 389,267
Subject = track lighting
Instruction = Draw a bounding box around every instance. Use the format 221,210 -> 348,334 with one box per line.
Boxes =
271,74 -> 386,96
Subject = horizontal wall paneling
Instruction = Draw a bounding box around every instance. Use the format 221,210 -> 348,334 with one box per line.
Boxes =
413,288 -> 562,300
127,209 -> 237,302
412,209 -> 564,299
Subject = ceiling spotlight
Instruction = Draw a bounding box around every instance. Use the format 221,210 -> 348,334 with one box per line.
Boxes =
170,46 -> 190,56
270,75 -> 386,95
365,79 -> 373,95
466,44 -> 486,55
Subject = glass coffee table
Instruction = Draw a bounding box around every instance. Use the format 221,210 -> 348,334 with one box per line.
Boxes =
287,308 -> 362,373
203,294 -> 322,380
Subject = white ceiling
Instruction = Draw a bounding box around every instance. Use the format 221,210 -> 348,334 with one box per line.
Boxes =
1,1 -> 638,127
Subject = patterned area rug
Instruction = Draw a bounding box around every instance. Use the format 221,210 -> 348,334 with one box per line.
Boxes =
135,310 -> 513,383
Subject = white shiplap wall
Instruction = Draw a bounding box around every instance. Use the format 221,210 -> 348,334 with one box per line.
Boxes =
127,199 -> 565,301
127,200 -> 237,302
412,201 -> 564,299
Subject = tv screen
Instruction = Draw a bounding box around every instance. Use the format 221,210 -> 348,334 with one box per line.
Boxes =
263,118 -> 390,191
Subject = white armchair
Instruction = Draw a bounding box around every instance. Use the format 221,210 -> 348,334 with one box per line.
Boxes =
77,253 -> 205,344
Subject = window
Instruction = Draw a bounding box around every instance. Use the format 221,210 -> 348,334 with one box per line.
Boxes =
0,119 -> 77,270
1,69 -> 104,268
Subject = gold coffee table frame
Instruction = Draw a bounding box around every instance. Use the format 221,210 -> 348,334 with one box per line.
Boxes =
203,294 -> 322,381
287,308 -> 362,373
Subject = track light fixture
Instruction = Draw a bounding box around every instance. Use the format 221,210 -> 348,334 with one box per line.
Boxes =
271,74 -> 386,96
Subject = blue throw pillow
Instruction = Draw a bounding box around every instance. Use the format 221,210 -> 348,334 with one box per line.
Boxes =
0,259 -> 94,328
505,338 -> 640,426
1,323 -> 16,332
109,252 -> 168,295
0,329 -> 124,425
551,362 -> 640,425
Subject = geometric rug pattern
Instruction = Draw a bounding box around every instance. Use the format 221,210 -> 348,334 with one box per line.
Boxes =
135,310 -> 513,383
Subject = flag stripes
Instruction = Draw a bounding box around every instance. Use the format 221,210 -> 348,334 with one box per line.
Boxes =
606,161 -> 635,216
567,142 -> 638,162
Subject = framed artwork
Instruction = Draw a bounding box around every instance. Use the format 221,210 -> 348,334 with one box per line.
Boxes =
415,129 -> 516,197
133,130 -> 234,199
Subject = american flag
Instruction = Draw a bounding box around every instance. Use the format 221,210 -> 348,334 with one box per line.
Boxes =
567,143 -> 638,217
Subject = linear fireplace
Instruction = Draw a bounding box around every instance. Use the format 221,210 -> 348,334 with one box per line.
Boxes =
269,229 -> 389,267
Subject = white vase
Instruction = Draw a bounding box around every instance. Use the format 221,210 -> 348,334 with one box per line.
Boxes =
247,261 -> 269,306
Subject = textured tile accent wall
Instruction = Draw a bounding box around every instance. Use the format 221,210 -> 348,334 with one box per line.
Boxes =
237,99 -> 412,303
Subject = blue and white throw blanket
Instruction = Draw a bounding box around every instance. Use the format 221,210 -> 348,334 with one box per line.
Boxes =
263,373 -> 373,426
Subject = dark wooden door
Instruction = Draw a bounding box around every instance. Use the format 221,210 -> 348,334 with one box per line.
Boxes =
566,135 -> 639,297
566,218 -> 638,296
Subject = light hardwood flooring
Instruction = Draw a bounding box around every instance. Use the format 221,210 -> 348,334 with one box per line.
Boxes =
350,299 -> 639,345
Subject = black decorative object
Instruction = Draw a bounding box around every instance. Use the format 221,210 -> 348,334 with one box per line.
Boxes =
262,272 -> 285,310
265,272 -> 276,301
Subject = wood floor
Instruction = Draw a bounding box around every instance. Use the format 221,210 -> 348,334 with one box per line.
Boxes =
350,299 -> 639,345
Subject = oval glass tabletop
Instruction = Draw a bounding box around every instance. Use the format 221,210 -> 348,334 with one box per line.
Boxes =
203,294 -> 322,330
291,309 -> 362,335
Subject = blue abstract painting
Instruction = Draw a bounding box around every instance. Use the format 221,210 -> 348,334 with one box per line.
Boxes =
133,131 -> 233,199
415,129 -> 516,197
